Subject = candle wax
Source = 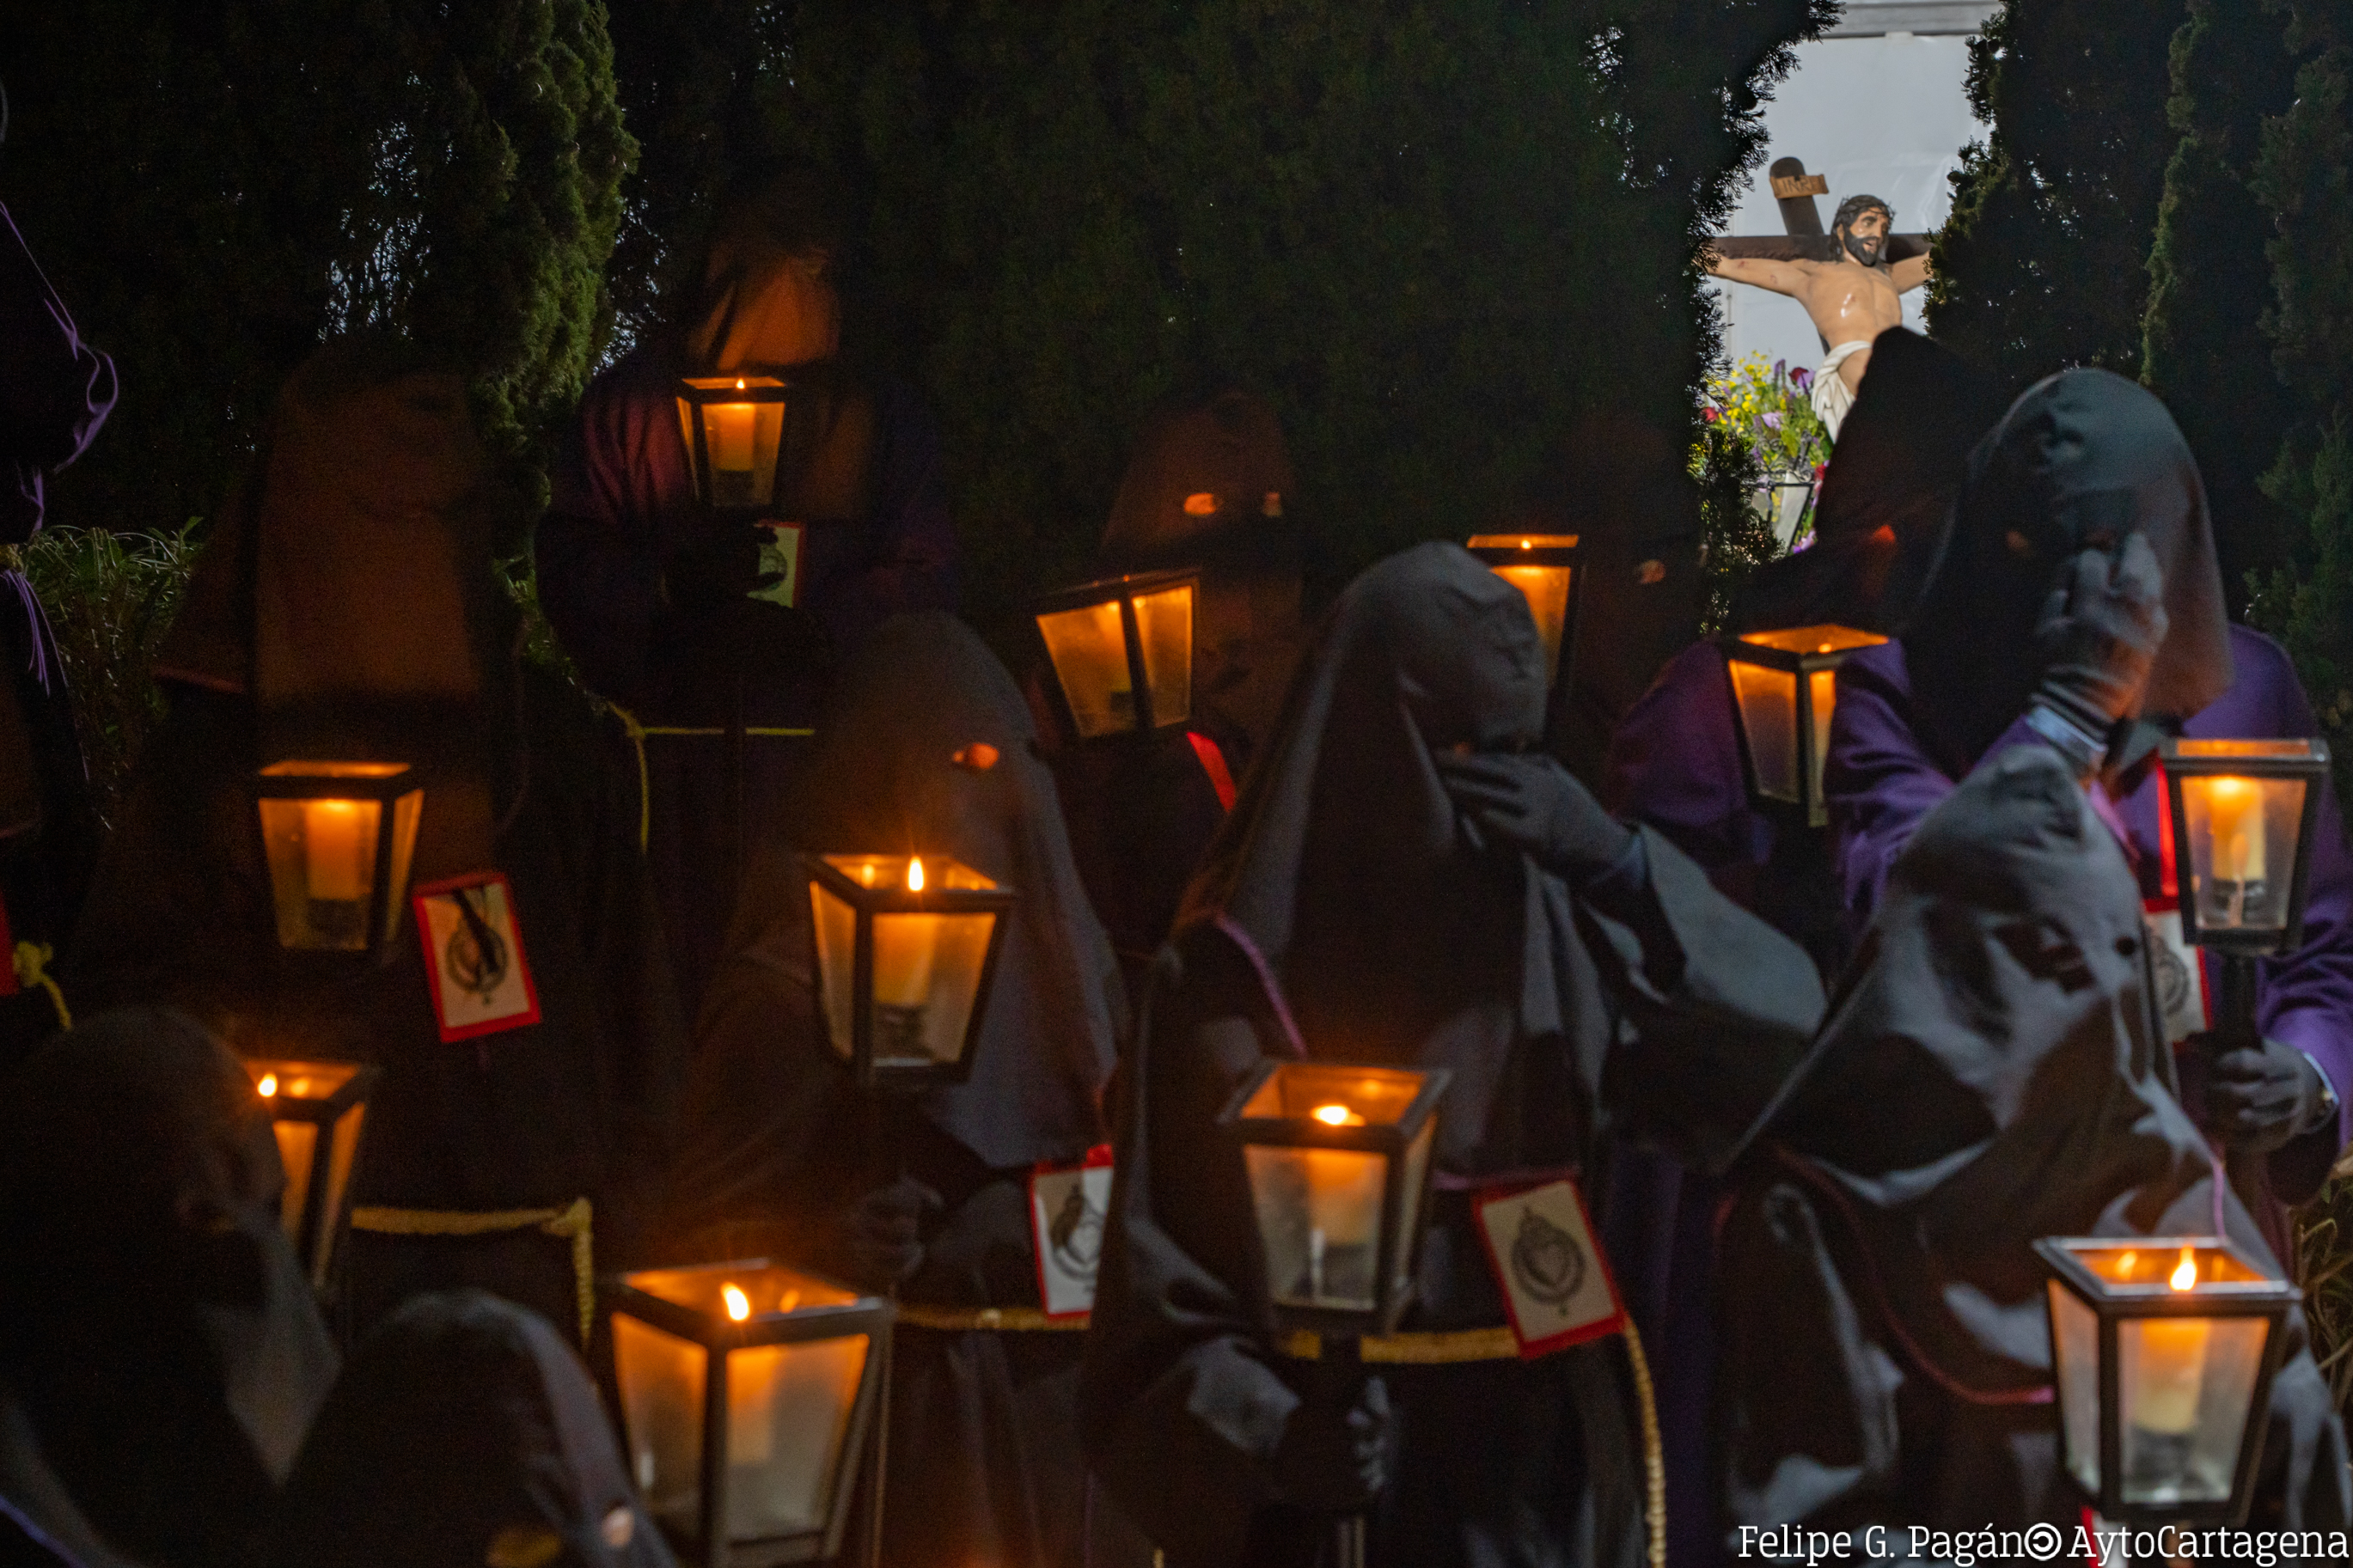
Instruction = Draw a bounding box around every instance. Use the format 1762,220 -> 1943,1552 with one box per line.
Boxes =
302,800 -> 371,902
2133,1316 -> 2212,1436
871,912 -> 942,1010
707,403 -> 758,473
2204,778 -> 2268,883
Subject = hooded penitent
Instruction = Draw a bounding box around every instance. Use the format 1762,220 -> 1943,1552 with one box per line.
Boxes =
1083,544 -> 1823,1567
1721,743 -> 2350,1536
1732,327 -> 2008,637
267,1291 -> 674,1568
1899,369 -> 2233,773
0,1009 -> 339,1568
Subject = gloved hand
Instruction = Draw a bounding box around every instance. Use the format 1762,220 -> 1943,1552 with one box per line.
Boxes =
845,1176 -> 943,1292
2030,534 -> 2167,743
1269,1373 -> 1392,1513
662,522 -> 783,616
1434,751 -> 1634,879
2207,1037 -> 2335,1155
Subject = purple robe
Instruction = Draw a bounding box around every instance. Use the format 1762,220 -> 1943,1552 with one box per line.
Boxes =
536,339 -> 957,1011
0,203 -> 116,544
1828,625 -> 2353,1200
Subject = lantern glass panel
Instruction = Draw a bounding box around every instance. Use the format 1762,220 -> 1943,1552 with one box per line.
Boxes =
1247,1143 -> 1389,1313
273,1120 -> 318,1249
676,377 -> 786,510
256,764 -> 422,952
1037,601 -> 1134,739
1491,565 -> 1573,687
248,1058 -> 371,1288
807,855 -> 1003,1070
2118,1315 -> 2270,1506
2177,769 -> 2311,937
1727,661 -> 1800,804
1133,583 -> 1195,729
2049,1282 -> 2102,1494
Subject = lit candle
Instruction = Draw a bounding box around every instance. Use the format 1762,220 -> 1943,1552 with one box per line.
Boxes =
871,859 -> 941,1011
2134,1248 -> 2211,1436
708,381 -> 757,474
302,799 -> 370,903
1301,1104 -> 1380,1303
2203,777 -> 2268,884
724,1284 -> 750,1322
1493,564 -> 1571,682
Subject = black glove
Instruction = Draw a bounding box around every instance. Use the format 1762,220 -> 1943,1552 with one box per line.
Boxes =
845,1177 -> 943,1292
1434,751 -> 1634,879
2030,534 -> 2167,743
2207,1037 -> 2335,1155
1270,1373 -> 1391,1513
662,522 -> 782,616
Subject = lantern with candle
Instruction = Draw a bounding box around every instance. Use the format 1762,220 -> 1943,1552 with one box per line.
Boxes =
1215,1061 -> 1451,1338
609,1260 -> 892,1566
1717,625 -> 1888,827
254,762 -> 425,954
802,854 -> 1014,1093
244,1056 -> 381,1294
1032,570 -> 1199,741
676,376 -> 791,512
1464,534 -> 1583,707
2160,739 -> 2331,959
2035,1236 -> 2297,1523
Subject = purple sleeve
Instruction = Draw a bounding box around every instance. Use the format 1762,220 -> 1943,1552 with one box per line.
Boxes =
1600,642 -> 1759,875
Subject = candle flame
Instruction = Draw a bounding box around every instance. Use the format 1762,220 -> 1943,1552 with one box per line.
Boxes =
1311,1103 -> 1364,1127
907,857 -> 925,892
1519,539 -> 1532,549
723,1284 -> 751,1321
735,377 -> 746,391
1818,643 -> 1835,654
257,1073 -> 278,1097
2170,1248 -> 2197,1291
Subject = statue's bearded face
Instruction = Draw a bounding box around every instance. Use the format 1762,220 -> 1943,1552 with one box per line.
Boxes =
1839,206 -> 1891,266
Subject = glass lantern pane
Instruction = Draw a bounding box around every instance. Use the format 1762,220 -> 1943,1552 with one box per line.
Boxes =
870,910 -> 998,1067
2118,1315 -> 2270,1507
1727,662 -> 1800,805
1240,1064 -> 1427,1126
1807,668 -> 1838,808
1134,584 -> 1194,729
314,1103 -> 366,1287
721,1335 -> 871,1543
271,1119 -> 319,1252
614,1314 -> 709,1539
1245,1144 -> 1390,1313
2048,1282 -> 2102,1495
1491,565 -> 1572,688
809,882 -> 859,1065
1038,601 -> 1135,738
699,400 -> 785,510
258,797 -> 382,951
382,790 -> 424,945
1392,1115 -> 1436,1297
2179,774 -> 2309,936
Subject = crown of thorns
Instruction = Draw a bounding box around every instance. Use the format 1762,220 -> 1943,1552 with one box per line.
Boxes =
1834,193 -> 1892,231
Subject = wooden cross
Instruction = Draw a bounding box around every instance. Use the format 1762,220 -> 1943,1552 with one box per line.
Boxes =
1708,157 -> 1930,352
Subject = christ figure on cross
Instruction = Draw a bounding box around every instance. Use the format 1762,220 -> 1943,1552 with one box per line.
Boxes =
1706,193 -> 1931,438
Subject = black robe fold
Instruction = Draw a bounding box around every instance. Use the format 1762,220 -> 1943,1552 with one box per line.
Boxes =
1082,543 -> 1825,1568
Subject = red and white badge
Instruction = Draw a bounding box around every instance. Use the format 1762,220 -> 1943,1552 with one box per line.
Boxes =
413,872 -> 542,1043
1030,1144 -> 1115,1321
749,522 -> 804,609
1472,1177 -> 1626,1359
2142,899 -> 2213,1045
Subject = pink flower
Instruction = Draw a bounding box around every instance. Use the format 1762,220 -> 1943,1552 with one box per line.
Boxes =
1790,365 -> 1813,391
1761,411 -> 1783,430
1702,406 -> 1719,423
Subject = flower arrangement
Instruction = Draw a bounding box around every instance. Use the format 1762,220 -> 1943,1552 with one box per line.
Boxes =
1702,354 -> 1834,480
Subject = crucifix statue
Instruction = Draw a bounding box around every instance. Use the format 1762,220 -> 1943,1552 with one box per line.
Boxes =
1704,159 -> 1933,438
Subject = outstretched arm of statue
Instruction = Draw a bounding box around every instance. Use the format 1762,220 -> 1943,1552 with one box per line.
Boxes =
1704,249 -> 1810,296
1890,253 -> 1931,292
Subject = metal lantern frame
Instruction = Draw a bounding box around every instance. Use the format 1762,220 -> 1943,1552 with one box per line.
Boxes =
608,1261 -> 894,1568
1031,568 -> 1201,741
1716,625 -> 1887,829
2158,737 -> 2332,957
675,375 -> 791,514
254,761 -> 424,955
2034,1235 -> 2297,1527
801,853 -> 1015,1095
1465,534 -> 1586,733
245,1056 -> 381,1296
1215,1059 -> 1452,1339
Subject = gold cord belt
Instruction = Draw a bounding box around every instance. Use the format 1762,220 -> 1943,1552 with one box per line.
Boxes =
894,1303 -> 1089,1333
12,943 -> 69,1032
349,1197 -> 595,1346
609,703 -> 816,851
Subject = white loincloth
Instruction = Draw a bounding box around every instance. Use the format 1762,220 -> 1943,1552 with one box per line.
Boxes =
1811,340 -> 1872,440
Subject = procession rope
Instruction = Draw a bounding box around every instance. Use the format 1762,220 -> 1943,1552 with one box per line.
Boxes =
12,943 -> 68,1032
895,1303 -> 1090,1333
608,702 -> 816,853
1622,1318 -> 1667,1568
350,1197 -> 595,1347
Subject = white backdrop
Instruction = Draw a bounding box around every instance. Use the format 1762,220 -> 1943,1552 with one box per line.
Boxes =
1708,29 -> 1990,379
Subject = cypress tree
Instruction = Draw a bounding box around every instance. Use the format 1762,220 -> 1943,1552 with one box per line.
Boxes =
2141,0 -> 2303,608
1929,0 -> 2187,392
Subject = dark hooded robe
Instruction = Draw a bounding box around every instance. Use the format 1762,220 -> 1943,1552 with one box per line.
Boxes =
0,200 -> 115,1056
1597,333 -> 2009,1568
1033,388 -> 1304,982
536,172 -> 957,1018
669,612 -> 1147,1568
0,1008 -> 339,1568
1720,742 -> 2352,1547
64,341 -> 689,1342
1825,370 -> 2353,1237
266,1290 -> 675,1568
1081,543 -> 1825,1568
